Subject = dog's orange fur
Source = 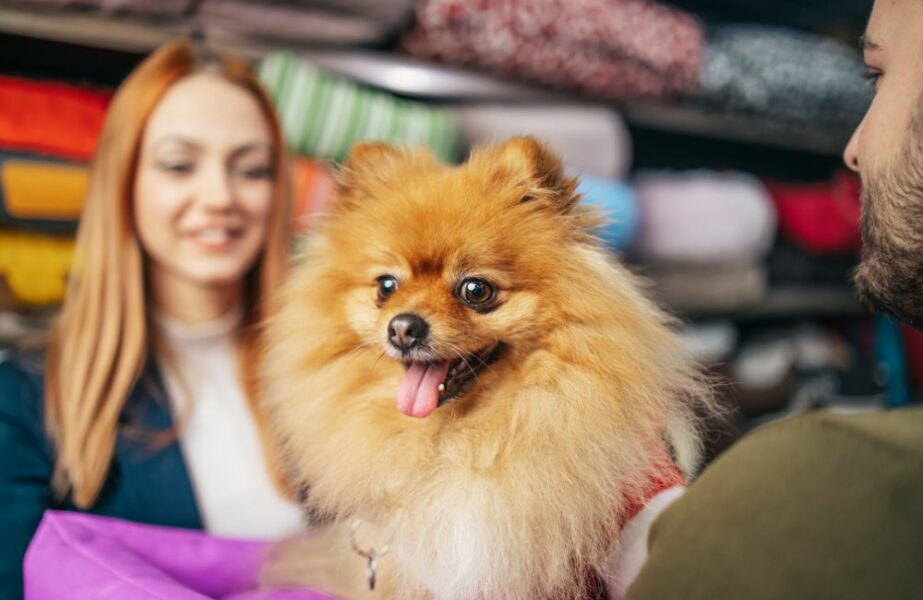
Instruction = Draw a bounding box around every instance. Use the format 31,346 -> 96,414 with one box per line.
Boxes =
261,138 -> 710,599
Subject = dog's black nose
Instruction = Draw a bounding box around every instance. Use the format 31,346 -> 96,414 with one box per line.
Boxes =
388,313 -> 429,352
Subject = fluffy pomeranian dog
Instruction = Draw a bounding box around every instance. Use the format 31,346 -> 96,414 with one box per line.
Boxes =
261,137 -> 710,600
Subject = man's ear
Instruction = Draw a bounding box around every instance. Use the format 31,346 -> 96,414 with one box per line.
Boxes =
490,136 -> 580,213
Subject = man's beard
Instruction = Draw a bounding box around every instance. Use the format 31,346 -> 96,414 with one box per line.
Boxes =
853,99 -> 923,328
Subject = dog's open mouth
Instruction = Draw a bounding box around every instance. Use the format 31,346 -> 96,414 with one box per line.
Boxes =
396,343 -> 504,418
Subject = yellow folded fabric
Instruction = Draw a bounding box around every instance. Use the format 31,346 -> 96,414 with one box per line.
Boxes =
0,229 -> 74,306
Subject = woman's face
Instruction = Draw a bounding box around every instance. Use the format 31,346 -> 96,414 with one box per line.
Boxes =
134,72 -> 275,303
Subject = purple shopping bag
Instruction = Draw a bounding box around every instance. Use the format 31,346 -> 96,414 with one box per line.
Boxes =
24,510 -> 332,600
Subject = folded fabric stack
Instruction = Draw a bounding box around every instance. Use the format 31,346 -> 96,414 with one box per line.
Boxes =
5,0 -> 194,18
199,0 -> 417,47
0,76 -> 108,324
0,76 -> 109,162
694,25 -> 873,131
632,171 -> 777,313
454,104 -> 632,179
258,52 -> 460,163
0,153 -> 87,233
763,170 -> 861,288
290,157 -> 337,233
401,0 -> 704,101
576,175 -> 639,252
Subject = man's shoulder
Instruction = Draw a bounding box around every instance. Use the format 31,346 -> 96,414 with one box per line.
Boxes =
749,407 -> 923,462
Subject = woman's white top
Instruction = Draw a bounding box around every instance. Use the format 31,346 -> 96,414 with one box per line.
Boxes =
152,305 -> 304,539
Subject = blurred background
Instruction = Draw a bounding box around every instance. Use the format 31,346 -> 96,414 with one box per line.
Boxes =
1,0 -> 911,463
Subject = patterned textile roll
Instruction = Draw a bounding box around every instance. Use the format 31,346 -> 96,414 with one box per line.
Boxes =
0,76 -> 109,161
401,0 -> 704,101
695,25 -> 873,131
0,229 -> 75,307
258,53 -> 460,163
0,153 -> 85,231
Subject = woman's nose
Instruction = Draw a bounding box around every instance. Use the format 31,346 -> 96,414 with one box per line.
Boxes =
198,162 -> 234,210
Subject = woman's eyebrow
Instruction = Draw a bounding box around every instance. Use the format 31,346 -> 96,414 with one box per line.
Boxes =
150,135 -> 200,152
230,141 -> 275,161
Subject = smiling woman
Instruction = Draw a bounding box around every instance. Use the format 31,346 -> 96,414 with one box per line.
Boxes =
0,38 -> 301,598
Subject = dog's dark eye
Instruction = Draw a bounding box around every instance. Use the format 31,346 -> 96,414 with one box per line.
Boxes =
457,278 -> 495,307
376,275 -> 398,302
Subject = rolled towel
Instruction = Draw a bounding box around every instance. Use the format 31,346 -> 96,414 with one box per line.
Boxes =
695,25 -> 873,131
199,0 -> 392,46
0,229 -> 75,307
455,104 -> 632,179
763,170 -> 861,256
576,175 -> 639,251
0,152 -> 85,231
4,0 -> 193,17
290,157 -> 336,233
634,171 -> 777,266
0,75 -> 110,161
258,53 -> 459,163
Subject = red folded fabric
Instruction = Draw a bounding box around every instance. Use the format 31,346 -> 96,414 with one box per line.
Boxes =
402,0 -> 703,100
0,76 -> 111,161
763,171 -> 862,256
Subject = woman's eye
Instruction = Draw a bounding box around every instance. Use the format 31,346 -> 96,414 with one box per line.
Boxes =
457,278 -> 495,307
236,165 -> 274,180
159,161 -> 194,175
376,275 -> 398,302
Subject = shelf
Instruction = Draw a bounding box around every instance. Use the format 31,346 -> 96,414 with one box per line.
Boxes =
0,5 -> 851,157
674,286 -> 866,321
620,102 -> 851,157
0,5 -> 191,54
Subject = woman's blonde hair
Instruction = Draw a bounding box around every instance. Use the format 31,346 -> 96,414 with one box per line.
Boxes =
45,38 -> 292,508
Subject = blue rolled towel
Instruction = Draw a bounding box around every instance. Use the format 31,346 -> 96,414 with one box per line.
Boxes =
576,175 -> 639,251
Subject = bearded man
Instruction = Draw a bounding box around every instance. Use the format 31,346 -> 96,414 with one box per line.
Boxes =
628,2 -> 923,598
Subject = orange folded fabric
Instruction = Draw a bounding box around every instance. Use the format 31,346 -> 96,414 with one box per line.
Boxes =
291,157 -> 336,233
0,154 -> 86,225
0,76 -> 110,161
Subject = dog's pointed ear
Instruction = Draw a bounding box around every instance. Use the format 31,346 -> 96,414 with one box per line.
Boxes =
334,141 -> 402,196
333,142 -> 436,211
491,136 -> 580,213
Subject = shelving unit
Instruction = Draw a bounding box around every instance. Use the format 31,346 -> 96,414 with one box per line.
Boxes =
678,286 -> 864,321
0,2 -> 867,327
0,4 -> 851,158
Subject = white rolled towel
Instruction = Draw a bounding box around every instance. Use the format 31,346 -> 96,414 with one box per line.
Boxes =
454,104 -> 632,179
633,171 -> 777,265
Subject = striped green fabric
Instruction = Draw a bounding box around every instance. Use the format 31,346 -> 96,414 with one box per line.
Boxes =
258,53 -> 460,163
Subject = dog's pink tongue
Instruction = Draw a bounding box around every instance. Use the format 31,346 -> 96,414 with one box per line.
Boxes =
397,361 -> 450,418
